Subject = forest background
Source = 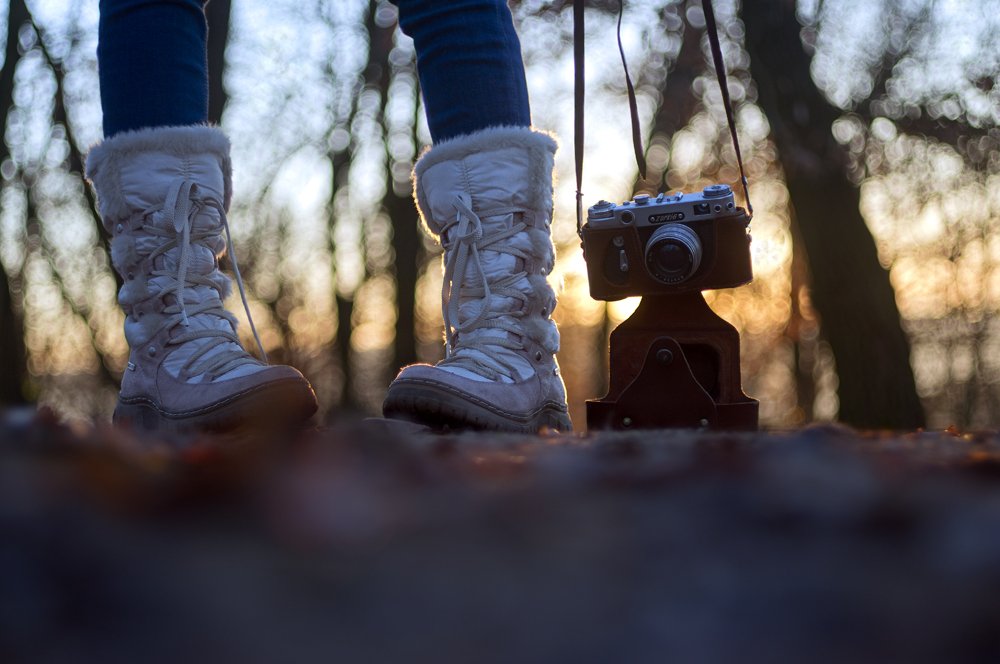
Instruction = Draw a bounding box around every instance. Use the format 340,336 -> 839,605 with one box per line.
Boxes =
0,0 -> 997,431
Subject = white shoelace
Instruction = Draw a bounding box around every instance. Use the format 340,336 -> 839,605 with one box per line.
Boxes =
438,194 -> 531,381
137,177 -> 268,381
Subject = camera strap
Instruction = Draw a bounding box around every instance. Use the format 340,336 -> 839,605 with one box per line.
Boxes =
700,0 -> 753,216
574,0 -> 585,236
573,0 -> 753,238
575,0 -> 645,236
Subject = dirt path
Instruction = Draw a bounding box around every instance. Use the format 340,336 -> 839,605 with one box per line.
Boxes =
3,410 -> 1000,663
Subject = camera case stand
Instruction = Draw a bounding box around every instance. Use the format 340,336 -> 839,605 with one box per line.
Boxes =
586,291 -> 759,431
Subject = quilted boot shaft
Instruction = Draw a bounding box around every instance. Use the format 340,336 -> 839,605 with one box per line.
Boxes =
86,125 -> 316,431
383,126 -> 571,432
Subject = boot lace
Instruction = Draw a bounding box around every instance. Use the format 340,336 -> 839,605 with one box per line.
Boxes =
138,177 -> 269,381
438,194 -> 530,381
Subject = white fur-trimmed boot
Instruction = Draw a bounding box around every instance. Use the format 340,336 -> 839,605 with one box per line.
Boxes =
383,126 -> 572,432
86,125 -> 317,432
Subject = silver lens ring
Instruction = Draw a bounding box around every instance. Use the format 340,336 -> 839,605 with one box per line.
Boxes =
644,224 -> 703,284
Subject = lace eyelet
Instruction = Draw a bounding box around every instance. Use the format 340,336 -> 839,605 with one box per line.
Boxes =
147,346 -> 157,357
534,351 -> 543,362
115,223 -> 124,233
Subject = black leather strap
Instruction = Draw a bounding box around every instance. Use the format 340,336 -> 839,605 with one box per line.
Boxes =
574,0 -> 646,237
618,0 -> 646,182
701,0 -> 753,215
574,0 -> 585,236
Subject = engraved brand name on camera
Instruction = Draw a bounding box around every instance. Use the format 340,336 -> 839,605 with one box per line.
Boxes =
649,212 -> 686,223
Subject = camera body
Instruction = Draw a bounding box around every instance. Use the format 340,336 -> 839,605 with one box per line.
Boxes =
581,185 -> 753,300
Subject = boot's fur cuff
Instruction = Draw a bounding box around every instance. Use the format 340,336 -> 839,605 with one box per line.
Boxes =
412,125 -> 558,227
85,125 -> 233,221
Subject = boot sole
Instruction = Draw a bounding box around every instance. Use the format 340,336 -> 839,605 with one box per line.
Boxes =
382,382 -> 572,434
114,377 -> 318,434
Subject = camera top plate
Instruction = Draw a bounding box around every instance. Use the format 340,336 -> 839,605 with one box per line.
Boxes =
586,185 -> 737,228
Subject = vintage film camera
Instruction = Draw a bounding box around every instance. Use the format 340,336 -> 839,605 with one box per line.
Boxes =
581,184 -> 759,430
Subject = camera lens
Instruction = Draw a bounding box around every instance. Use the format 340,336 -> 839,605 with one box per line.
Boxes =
644,224 -> 703,284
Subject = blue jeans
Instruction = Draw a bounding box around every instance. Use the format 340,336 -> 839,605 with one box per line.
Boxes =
98,0 -> 210,137
98,0 -> 531,142
391,0 -> 530,141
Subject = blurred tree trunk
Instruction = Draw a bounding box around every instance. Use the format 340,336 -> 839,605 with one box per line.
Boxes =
335,291 -> 357,410
386,187 -> 420,373
742,0 -> 925,429
326,141 -> 356,411
329,155 -> 357,412
366,3 -> 420,373
326,1 -> 389,412
785,208 -> 816,421
0,265 -> 27,405
206,0 -> 231,125
0,0 -> 30,405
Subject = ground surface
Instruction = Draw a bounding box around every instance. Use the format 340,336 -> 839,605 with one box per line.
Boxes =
3,408 -> 1000,663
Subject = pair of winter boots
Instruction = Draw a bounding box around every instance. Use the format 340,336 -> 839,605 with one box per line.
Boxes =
85,125 -> 571,434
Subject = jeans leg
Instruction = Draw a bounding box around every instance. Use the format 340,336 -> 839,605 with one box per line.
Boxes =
98,0 -> 209,138
392,0 -> 531,143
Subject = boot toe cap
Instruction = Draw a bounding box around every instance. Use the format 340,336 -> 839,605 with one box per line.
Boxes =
116,364 -> 317,432
383,364 -> 570,433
